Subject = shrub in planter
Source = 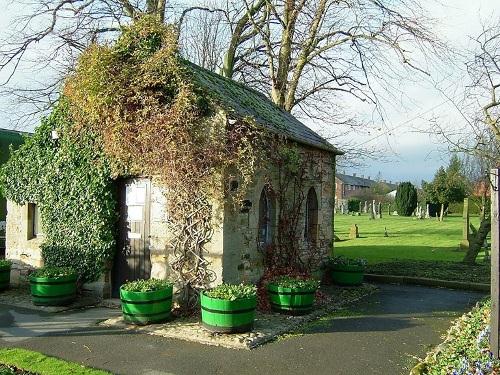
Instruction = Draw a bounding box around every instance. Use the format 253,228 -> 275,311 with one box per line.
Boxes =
201,284 -> 257,333
328,256 -> 367,286
29,266 -> 77,306
120,279 -> 173,325
0,260 -> 12,291
267,276 -> 320,315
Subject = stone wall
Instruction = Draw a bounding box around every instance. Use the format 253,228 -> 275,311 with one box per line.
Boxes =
5,146 -> 336,294
221,147 -> 335,284
5,201 -> 44,286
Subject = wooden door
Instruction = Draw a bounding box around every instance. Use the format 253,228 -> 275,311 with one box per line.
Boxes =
112,178 -> 151,297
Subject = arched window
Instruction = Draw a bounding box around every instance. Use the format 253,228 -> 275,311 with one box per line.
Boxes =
305,187 -> 319,243
258,187 -> 274,246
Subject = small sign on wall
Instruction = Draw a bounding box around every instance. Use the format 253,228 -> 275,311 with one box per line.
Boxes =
127,232 -> 142,240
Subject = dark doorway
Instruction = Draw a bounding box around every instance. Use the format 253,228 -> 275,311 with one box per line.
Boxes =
112,178 -> 152,297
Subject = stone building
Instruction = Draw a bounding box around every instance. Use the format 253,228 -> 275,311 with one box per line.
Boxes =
6,61 -> 342,298
335,173 -> 397,208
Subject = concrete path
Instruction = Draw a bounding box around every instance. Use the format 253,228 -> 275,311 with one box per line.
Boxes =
0,284 -> 485,375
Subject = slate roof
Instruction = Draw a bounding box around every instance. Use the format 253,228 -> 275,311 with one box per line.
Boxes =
336,173 -> 397,190
183,60 -> 342,155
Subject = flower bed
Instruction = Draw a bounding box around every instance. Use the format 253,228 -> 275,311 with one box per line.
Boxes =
412,299 -> 500,374
328,256 -> 367,286
120,279 -> 174,325
201,284 -> 257,333
267,276 -> 320,315
29,266 -> 77,306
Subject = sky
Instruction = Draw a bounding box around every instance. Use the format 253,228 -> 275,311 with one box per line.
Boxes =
0,0 -> 499,185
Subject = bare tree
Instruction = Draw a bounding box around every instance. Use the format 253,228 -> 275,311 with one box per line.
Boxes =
1,0 -> 441,126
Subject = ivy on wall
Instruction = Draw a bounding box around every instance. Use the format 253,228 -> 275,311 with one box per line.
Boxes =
0,103 -> 117,283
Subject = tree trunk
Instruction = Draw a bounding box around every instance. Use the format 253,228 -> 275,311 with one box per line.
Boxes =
439,203 -> 445,222
463,217 -> 491,264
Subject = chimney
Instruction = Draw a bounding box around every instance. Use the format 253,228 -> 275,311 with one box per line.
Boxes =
389,180 -> 392,184
368,176 -> 371,180
353,173 -> 356,177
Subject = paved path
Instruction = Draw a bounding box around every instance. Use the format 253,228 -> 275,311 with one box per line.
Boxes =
0,284 -> 485,375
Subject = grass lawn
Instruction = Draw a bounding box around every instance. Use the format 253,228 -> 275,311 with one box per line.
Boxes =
0,348 -> 110,375
333,214 -> 487,263
333,214 -> 490,284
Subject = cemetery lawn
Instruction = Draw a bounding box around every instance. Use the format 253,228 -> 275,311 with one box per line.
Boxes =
333,214 -> 490,284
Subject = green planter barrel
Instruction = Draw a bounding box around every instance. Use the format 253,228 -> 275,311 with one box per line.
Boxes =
0,264 -> 11,291
200,292 -> 256,333
267,283 -> 317,315
29,274 -> 77,306
331,264 -> 364,286
120,286 -> 173,325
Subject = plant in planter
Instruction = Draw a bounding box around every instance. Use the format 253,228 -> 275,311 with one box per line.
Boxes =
267,276 -> 320,315
0,260 -> 12,291
120,279 -> 174,325
201,284 -> 257,333
328,256 -> 367,286
29,266 -> 77,306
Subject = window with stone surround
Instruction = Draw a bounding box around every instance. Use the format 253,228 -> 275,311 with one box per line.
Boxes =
27,203 -> 42,239
304,187 -> 319,244
258,186 -> 275,247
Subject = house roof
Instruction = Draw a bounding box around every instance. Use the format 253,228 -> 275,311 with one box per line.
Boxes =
183,60 -> 342,155
337,173 -> 376,188
336,173 -> 398,190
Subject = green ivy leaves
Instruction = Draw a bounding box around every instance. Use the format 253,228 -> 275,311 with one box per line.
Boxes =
0,102 -> 117,283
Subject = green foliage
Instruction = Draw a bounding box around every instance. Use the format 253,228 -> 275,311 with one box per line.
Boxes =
423,155 -> 470,206
0,103 -> 117,283
418,299 -> 499,374
0,348 -> 111,375
121,278 -> 173,292
395,181 -> 418,216
0,260 -> 11,270
269,276 -> 320,289
30,266 -> 75,279
327,256 -> 367,267
204,283 -> 257,301
347,198 -> 361,212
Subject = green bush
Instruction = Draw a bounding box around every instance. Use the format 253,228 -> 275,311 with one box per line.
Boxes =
0,260 -> 12,270
0,103 -> 117,283
347,198 -> 361,212
30,266 -> 75,279
328,256 -> 367,268
121,279 -> 173,293
204,284 -> 257,301
395,181 -> 418,216
269,276 -> 320,289
415,299 -> 499,374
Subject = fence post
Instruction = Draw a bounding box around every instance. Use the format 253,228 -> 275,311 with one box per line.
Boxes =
491,168 -> 500,358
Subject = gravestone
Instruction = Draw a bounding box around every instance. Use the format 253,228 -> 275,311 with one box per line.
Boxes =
359,201 -> 362,214
384,227 -> 389,237
349,224 -> 359,239
388,203 -> 391,216
425,204 -> 430,219
369,202 -> 375,220
460,198 -> 470,250
363,201 -> 368,213
377,202 -> 382,219
341,203 -> 345,215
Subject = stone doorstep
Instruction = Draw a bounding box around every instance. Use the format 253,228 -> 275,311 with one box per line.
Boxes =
0,287 -> 101,313
99,284 -> 378,350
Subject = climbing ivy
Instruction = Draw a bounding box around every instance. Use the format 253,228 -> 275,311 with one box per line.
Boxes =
0,102 -> 117,283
